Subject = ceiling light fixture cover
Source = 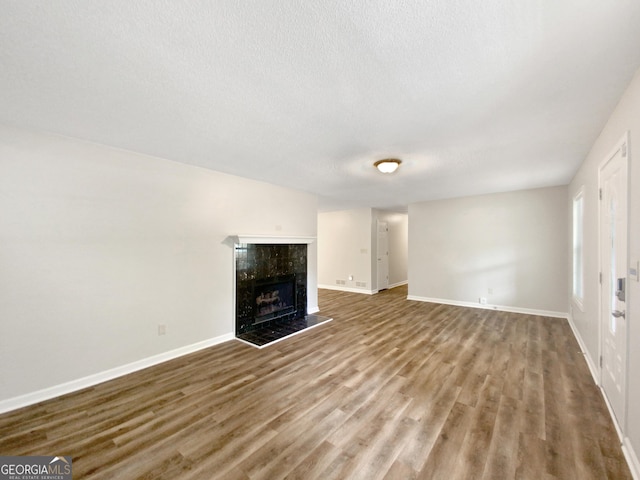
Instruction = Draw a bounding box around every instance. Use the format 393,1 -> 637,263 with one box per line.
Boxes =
374,158 -> 402,173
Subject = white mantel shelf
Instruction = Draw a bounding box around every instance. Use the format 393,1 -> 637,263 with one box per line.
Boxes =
233,235 -> 316,245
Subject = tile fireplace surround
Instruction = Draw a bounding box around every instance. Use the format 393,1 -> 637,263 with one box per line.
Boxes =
233,235 -> 330,347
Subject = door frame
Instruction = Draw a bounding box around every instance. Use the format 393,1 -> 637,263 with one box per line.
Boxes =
376,220 -> 389,291
597,130 -> 630,432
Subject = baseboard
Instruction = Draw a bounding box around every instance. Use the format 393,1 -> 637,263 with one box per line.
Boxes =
318,284 -> 376,295
598,384 -> 638,479
308,306 -> 320,314
568,315 -> 640,480
406,295 -> 568,319
0,332 -> 234,415
623,438 -> 640,480
387,280 -> 408,289
566,313 -> 600,385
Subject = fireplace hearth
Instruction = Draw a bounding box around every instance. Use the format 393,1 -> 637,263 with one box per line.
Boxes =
236,314 -> 332,348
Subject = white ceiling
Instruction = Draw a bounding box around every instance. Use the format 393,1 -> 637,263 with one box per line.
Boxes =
1,1 -> 640,212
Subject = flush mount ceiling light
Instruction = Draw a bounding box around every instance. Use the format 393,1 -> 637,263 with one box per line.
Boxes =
374,158 -> 402,174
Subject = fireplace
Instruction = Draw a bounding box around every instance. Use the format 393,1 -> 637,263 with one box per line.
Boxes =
233,236 -> 332,347
254,275 -> 296,324
235,242 -> 308,335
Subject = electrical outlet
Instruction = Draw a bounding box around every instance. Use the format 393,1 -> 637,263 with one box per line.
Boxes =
158,324 -> 166,336
479,297 -> 487,305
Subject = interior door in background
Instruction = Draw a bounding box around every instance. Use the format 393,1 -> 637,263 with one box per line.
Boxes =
377,220 -> 389,291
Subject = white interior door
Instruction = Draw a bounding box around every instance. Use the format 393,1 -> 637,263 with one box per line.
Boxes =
377,221 -> 389,291
599,134 -> 629,426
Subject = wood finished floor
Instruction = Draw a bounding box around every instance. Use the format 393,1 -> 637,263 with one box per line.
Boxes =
0,286 -> 631,479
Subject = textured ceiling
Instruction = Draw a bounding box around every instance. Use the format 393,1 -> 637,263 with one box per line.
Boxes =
1,1 -> 640,212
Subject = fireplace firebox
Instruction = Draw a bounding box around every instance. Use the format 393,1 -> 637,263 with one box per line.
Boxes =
254,275 -> 296,324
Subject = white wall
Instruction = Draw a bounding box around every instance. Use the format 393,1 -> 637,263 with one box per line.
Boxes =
0,124 -> 318,405
317,208 -> 408,293
568,67 -> 640,472
317,208 -> 374,293
408,186 -> 568,315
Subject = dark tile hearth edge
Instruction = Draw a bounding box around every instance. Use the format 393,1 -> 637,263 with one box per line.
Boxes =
236,314 -> 333,349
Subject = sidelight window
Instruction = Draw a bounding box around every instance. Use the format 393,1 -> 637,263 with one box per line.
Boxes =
572,188 -> 584,308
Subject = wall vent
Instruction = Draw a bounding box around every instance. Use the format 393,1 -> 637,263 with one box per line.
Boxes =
336,279 -> 346,285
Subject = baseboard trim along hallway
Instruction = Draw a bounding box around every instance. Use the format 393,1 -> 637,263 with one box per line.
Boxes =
407,294 -> 568,320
